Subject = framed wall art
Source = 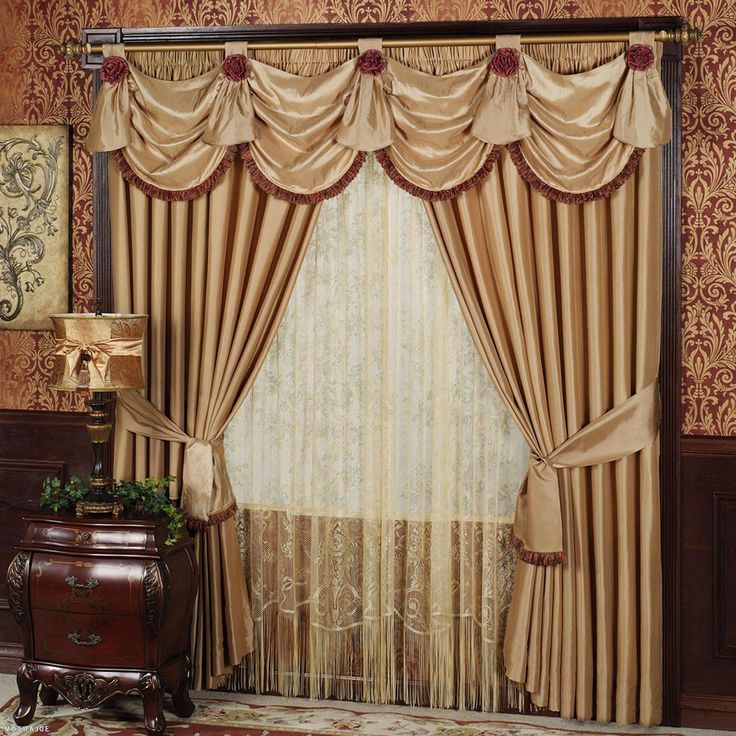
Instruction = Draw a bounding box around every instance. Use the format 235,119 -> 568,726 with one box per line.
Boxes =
0,125 -> 70,330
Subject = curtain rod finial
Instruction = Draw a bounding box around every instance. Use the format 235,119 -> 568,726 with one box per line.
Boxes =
60,38 -> 89,59
678,22 -> 702,45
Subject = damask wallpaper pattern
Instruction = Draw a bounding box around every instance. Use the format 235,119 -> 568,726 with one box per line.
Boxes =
0,0 -> 732,434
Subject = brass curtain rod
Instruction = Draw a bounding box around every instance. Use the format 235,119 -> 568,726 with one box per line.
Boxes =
61,23 -> 701,57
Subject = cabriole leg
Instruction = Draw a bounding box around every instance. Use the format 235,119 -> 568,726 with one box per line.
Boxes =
170,656 -> 195,718
39,684 -> 59,706
14,662 -> 40,726
139,673 -> 166,735
171,676 -> 195,718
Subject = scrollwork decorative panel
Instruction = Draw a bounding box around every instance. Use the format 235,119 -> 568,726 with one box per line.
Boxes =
0,125 -> 69,330
0,0 -> 732,434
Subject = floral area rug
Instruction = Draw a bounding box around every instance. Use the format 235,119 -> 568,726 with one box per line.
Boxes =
0,690 -> 688,736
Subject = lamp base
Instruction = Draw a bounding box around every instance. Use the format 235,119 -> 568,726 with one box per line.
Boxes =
76,490 -> 123,518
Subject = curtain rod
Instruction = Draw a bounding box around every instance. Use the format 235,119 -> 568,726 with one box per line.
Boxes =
60,24 -> 701,57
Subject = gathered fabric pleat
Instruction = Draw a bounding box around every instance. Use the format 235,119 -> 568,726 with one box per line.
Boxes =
87,35 -> 671,202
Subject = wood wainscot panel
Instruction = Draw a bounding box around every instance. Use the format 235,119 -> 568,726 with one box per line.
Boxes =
681,435 -> 736,730
0,410 -> 90,672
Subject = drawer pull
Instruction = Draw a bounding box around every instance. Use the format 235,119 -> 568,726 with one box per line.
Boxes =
65,575 -> 99,590
67,632 -> 102,647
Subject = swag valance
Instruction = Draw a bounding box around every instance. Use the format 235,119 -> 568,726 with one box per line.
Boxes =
86,32 -> 671,204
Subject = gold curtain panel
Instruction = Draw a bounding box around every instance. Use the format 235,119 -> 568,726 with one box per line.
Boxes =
86,32 -> 671,202
427,143 -> 663,724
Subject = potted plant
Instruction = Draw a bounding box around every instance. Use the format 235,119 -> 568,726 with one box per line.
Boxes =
40,475 -> 186,545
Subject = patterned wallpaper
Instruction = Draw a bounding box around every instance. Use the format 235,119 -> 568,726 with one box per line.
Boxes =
0,0 -> 733,434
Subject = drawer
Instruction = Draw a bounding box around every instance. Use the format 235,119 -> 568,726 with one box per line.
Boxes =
33,609 -> 146,668
28,522 -> 152,553
30,554 -> 144,617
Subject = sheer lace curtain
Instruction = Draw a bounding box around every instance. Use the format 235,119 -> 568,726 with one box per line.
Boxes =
223,155 -> 529,709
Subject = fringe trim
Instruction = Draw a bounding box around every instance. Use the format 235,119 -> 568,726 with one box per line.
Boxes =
110,146 -> 238,202
374,147 -> 501,202
510,529 -> 567,566
110,142 -> 642,206
227,604 -> 518,711
186,500 -> 238,531
241,144 -> 367,204
506,142 -> 645,204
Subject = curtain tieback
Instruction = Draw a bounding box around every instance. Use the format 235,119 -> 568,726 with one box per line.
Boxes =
513,380 -> 660,567
116,391 -> 237,527
182,436 -> 237,528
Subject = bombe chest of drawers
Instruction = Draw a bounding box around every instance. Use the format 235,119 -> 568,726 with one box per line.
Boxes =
7,512 -> 198,735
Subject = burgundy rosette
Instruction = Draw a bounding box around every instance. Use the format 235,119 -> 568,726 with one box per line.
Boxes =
100,56 -> 129,85
357,49 -> 386,76
489,47 -> 519,77
625,43 -> 655,71
223,54 -> 250,82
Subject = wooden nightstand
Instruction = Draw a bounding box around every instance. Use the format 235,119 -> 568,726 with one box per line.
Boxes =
7,512 -> 198,735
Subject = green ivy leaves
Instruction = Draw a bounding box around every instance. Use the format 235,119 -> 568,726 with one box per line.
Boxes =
39,475 -> 187,546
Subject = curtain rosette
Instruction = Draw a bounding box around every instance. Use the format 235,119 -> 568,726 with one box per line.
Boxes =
87,32 -> 671,204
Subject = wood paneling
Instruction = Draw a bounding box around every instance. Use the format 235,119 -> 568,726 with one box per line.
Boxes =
681,436 -> 736,730
714,494 -> 736,660
0,410 -> 90,672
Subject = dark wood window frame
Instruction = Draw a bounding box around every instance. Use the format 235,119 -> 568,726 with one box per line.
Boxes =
83,17 -> 684,725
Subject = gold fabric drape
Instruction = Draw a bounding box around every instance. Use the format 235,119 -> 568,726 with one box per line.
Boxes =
110,52 -> 322,688
425,45 -> 662,724
86,33 -> 670,202
100,41 -> 669,722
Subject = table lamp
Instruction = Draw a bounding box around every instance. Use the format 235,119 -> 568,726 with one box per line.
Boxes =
49,305 -> 147,518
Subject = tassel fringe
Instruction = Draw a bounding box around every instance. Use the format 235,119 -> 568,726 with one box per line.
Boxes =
112,142 -> 642,206
241,144 -> 367,204
224,605 -> 521,713
186,500 -> 238,531
506,142 -> 645,204
375,147 -> 501,202
510,529 -> 567,566
111,146 -> 238,201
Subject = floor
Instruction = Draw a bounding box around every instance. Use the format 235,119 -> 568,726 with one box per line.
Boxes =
0,674 -> 731,736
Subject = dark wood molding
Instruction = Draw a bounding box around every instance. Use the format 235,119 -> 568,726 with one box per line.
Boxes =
682,692 -> 736,731
660,50 -> 683,728
0,410 -> 89,428
682,694 -> 736,714
682,435 -> 736,455
92,71 -> 113,312
80,16 -> 685,67
681,695 -> 736,730
681,450 -> 736,729
0,410 -> 91,675
0,643 -> 23,674
713,493 -> 736,660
